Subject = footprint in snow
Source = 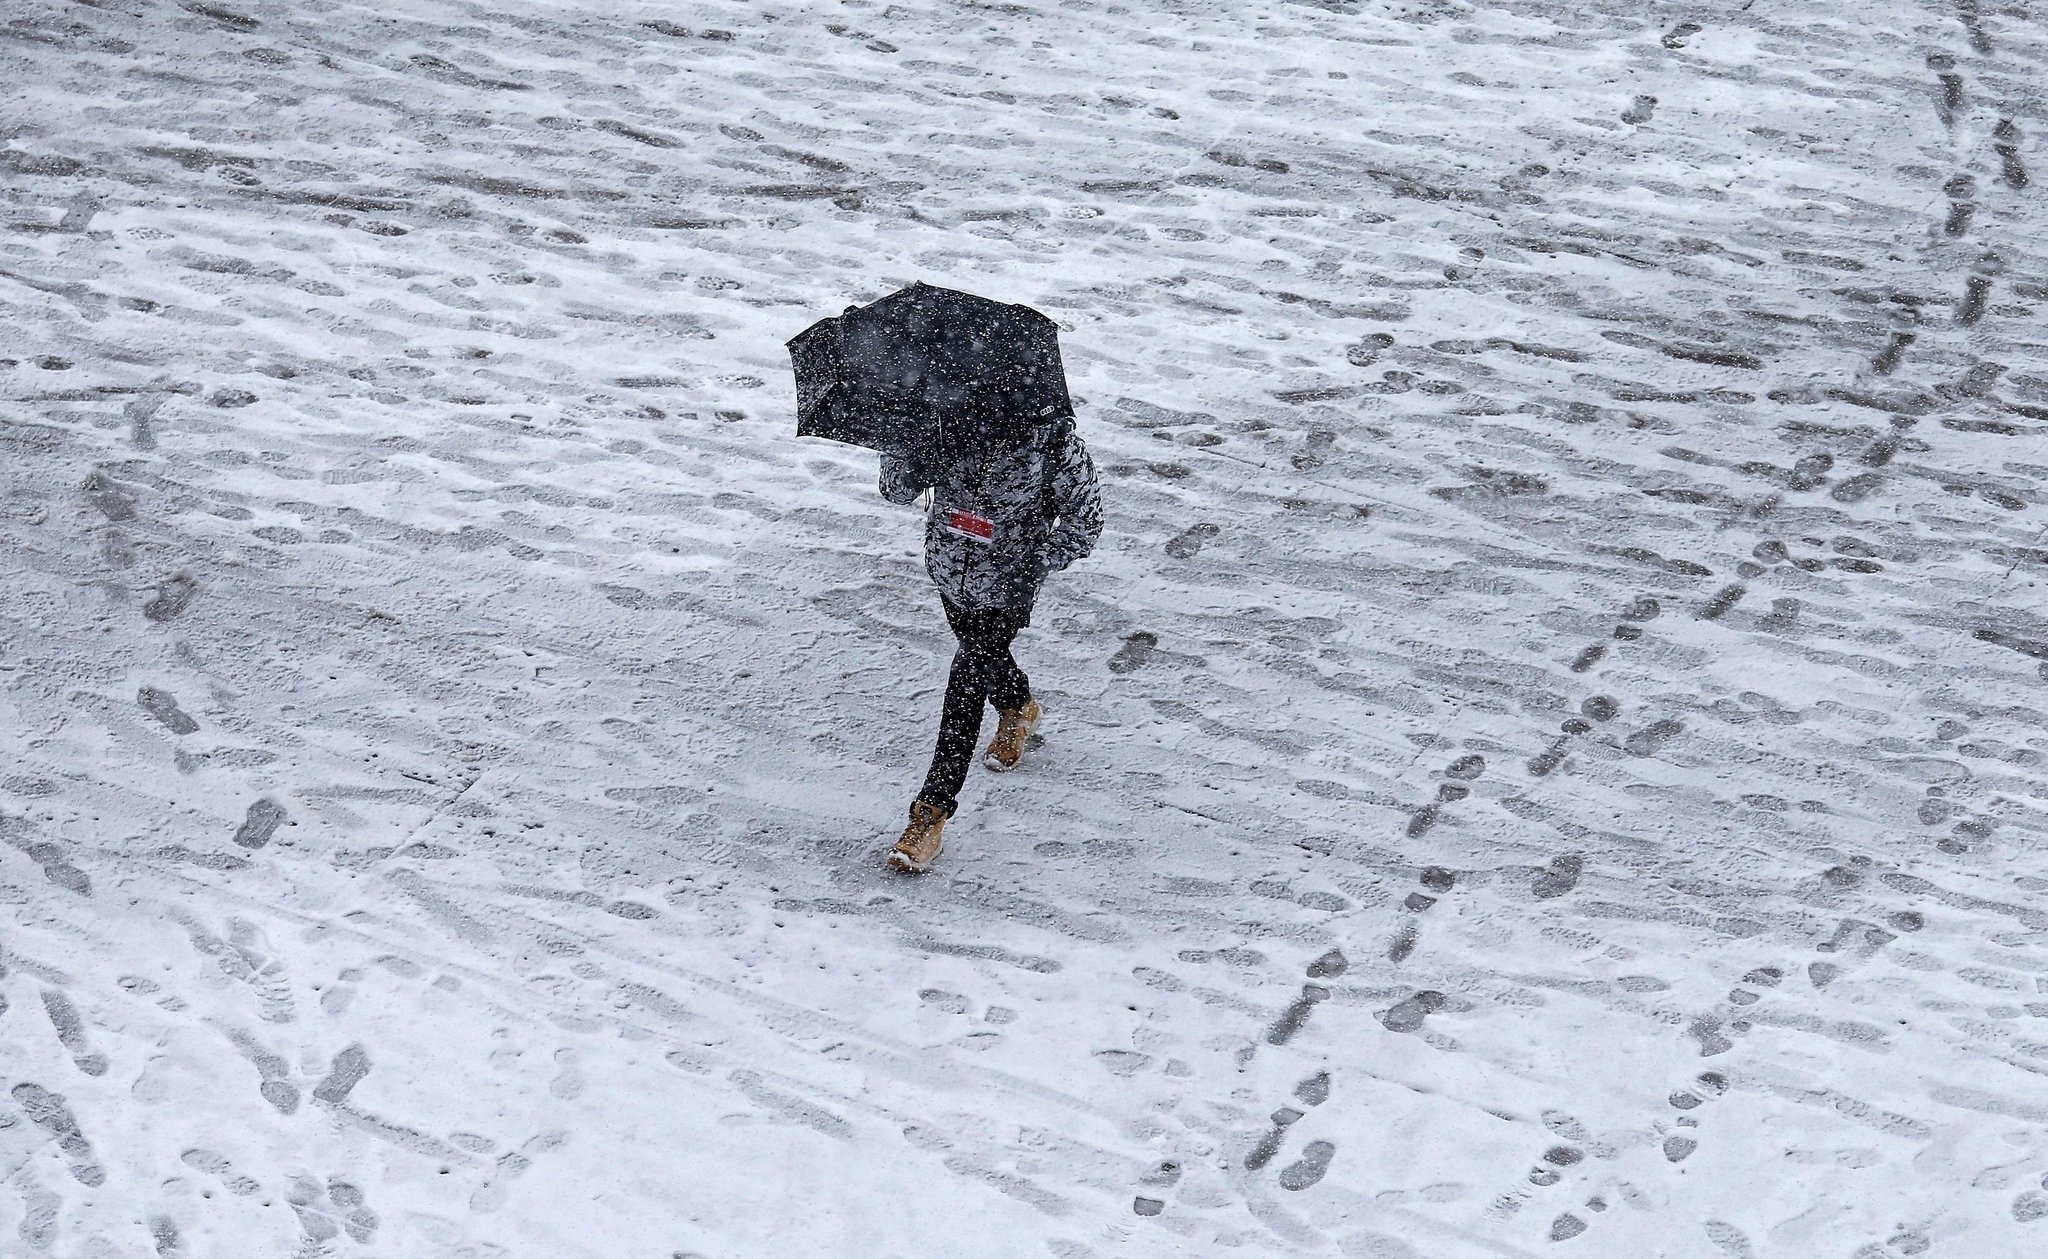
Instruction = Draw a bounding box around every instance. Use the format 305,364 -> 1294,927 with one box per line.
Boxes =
15,1082 -> 106,1185
1108,630 -> 1158,674
223,1027 -> 299,1112
19,1189 -> 59,1251
1381,990 -> 1446,1033
550,1047 -> 586,1099
327,1176 -> 380,1242
143,570 -> 198,622
1623,720 -> 1683,757
1532,855 -> 1582,900
1278,1140 -> 1335,1191
138,687 -> 199,734
1163,522 -> 1218,559
40,990 -> 108,1076
234,798 -> 288,848
1527,1144 -> 1582,1186
83,470 -> 135,521
312,1043 -> 370,1104
1133,1157 -> 1182,1214
1247,1070 -> 1334,1174
1245,1105 -> 1305,1170
288,1173 -> 380,1243
471,1132 -> 564,1213
1306,949 -> 1347,979
181,1147 -> 260,1195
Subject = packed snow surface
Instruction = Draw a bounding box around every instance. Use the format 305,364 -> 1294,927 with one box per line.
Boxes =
3,0 -> 2047,1255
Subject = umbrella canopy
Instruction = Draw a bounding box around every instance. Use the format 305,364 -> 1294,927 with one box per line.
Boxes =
788,282 -> 1073,473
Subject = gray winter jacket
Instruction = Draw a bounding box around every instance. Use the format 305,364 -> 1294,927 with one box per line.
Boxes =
881,417 -> 1103,613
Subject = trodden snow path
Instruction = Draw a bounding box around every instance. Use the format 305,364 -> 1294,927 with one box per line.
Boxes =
2,0 -> 2046,1255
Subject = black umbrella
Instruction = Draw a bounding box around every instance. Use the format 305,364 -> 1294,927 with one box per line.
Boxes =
787,282 -> 1072,475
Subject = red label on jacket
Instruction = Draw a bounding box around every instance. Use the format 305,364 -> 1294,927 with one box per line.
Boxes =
943,508 -> 995,542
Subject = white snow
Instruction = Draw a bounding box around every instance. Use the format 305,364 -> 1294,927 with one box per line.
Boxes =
3,0 -> 2047,1255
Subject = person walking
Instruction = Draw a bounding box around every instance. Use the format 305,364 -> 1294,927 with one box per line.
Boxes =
880,414 -> 1102,872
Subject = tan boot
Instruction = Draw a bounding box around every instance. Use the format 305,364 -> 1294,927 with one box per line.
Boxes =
982,699 -> 1042,772
888,800 -> 948,872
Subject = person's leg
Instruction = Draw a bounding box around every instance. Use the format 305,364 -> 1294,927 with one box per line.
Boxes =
917,637 -> 987,815
982,608 -> 1030,713
898,603 -> 1025,870
978,604 -> 1042,771
916,602 -> 1010,813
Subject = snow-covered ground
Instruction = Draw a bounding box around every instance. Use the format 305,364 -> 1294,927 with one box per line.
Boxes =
4,0 -> 2047,1255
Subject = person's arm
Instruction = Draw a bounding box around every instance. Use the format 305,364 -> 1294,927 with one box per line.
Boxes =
879,450 -> 925,505
1041,423 -> 1103,572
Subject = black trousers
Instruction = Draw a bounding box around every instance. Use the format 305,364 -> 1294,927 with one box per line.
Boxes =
917,598 -> 1032,815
